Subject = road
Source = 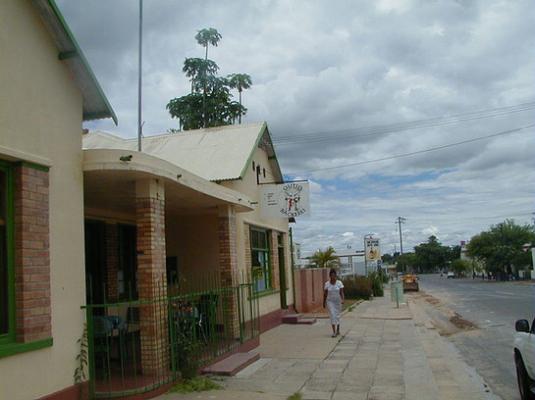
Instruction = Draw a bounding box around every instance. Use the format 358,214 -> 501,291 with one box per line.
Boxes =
418,274 -> 535,400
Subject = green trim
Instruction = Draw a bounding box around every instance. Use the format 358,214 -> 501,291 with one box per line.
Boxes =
46,1 -> 118,125
18,161 -> 50,172
0,163 -> 15,344
251,289 -> 279,299
0,337 -> 53,359
58,50 -> 77,60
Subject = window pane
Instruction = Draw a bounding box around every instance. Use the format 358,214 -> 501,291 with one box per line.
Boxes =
0,170 -> 8,335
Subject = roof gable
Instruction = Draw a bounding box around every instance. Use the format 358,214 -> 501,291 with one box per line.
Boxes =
32,0 -> 117,124
83,122 -> 283,182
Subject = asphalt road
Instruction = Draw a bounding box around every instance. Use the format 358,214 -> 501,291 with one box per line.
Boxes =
419,274 -> 535,400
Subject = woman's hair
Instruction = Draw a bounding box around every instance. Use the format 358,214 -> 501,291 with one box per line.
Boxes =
329,268 -> 337,277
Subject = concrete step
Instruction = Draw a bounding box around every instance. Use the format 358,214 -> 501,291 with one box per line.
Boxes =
201,352 -> 260,376
282,313 -> 317,325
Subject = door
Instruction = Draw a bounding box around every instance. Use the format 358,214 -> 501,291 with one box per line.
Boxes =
118,224 -> 138,300
84,220 -> 106,305
278,233 -> 287,309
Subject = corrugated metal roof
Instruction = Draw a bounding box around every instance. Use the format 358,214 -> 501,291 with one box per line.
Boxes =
83,122 -> 283,182
32,0 -> 117,124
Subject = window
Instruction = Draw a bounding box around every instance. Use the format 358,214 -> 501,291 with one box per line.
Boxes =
250,227 -> 271,292
0,163 -> 13,342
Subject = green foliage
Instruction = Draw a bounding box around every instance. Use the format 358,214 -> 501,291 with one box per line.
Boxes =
287,393 -> 303,400
413,236 -> 451,272
167,28 -> 251,130
368,271 -> 384,297
174,329 -> 201,379
467,219 -> 535,276
451,259 -> 471,276
310,247 -> 339,269
342,276 -> 372,300
73,325 -> 88,385
396,252 -> 418,272
169,376 -> 222,393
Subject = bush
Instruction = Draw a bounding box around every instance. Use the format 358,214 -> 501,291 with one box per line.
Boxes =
342,276 -> 372,300
369,272 -> 384,297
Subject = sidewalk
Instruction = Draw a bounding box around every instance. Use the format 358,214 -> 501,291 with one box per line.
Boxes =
160,292 -> 501,400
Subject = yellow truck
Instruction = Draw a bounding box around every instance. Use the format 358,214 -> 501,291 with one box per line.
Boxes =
402,274 -> 419,292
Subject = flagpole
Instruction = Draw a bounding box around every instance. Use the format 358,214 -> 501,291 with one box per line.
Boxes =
137,0 -> 143,152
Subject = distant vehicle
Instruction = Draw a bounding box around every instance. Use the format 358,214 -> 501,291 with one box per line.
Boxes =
514,318 -> 535,400
447,271 -> 455,279
402,274 -> 419,291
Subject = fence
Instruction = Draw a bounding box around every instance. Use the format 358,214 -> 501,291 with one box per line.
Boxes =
83,282 -> 259,399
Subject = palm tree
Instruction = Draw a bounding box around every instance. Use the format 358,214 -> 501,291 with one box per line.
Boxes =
310,247 -> 339,269
228,73 -> 252,124
195,28 -> 222,61
195,28 -> 222,128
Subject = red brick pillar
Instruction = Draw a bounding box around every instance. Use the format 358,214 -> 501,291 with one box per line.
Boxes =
218,205 -> 239,338
105,223 -> 119,301
135,179 -> 168,376
13,164 -> 51,343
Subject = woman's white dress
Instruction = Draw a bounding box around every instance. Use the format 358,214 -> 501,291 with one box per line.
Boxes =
325,280 -> 344,325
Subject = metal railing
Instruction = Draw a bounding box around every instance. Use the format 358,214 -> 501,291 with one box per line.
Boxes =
83,282 -> 259,399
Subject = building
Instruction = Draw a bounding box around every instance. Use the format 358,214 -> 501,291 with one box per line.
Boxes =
1,1 -> 293,399
0,0 -> 116,399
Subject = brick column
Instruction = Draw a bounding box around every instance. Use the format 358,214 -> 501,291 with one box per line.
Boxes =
105,223 -> 119,301
218,205 -> 239,338
270,231 -> 280,290
136,179 -> 168,376
13,164 -> 51,343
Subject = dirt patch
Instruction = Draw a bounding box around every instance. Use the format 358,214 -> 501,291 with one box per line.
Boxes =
450,312 -> 477,331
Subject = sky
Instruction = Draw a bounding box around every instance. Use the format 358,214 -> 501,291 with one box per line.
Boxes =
57,0 -> 535,257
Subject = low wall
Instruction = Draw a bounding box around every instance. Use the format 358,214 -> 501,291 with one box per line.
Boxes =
293,268 -> 329,313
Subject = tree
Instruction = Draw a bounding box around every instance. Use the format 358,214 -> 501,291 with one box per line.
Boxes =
467,219 -> 535,279
167,28 -> 251,130
195,28 -> 222,60
228,73 -> 252,124
310,247 -> 339,269
451,259 -> 470,277
396,252 -> 418,272
414,236 -> 450,273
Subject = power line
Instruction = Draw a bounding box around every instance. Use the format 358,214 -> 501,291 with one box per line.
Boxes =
272,101 -> 535,146
291,123 -> 534,174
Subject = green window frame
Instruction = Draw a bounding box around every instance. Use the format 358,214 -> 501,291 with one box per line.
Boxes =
0,161 -> 15,345
250,227 -> 271,293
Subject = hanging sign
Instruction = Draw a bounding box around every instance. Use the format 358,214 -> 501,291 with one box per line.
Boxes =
365,238 -> 381,262
260,181 -> 310,219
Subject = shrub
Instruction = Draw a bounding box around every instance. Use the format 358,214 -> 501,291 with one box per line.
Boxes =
342,276 -> 372,300
369,272 -> 384,297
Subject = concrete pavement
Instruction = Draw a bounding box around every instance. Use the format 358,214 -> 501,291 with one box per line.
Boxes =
160,291 -> 501,400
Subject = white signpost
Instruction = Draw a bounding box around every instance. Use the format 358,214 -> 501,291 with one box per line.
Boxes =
260,181 -> 310,219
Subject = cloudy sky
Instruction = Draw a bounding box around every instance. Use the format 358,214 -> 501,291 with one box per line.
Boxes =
58,0 -> 535,256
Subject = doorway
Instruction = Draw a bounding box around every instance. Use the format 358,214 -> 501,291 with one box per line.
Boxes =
278,233 -> 287,309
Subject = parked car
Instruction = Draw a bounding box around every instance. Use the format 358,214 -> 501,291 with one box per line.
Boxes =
514,318 -> 535,400
447,271 -> 455,279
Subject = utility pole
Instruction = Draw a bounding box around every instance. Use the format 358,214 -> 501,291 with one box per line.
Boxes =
396,217 -> 406,254
137,0 -> 143,152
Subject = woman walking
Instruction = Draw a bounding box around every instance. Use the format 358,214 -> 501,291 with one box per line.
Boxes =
323,268 -> 345,337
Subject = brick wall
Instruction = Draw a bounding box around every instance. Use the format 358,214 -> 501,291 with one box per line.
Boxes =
13,164 -> 51,343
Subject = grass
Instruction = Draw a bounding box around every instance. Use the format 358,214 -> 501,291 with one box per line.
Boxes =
287,393 -> 303,400
342,298 -> 360,312
169,376 -> 223,394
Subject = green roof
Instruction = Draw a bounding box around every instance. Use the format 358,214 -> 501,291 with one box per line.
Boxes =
32,0 -> 118,124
